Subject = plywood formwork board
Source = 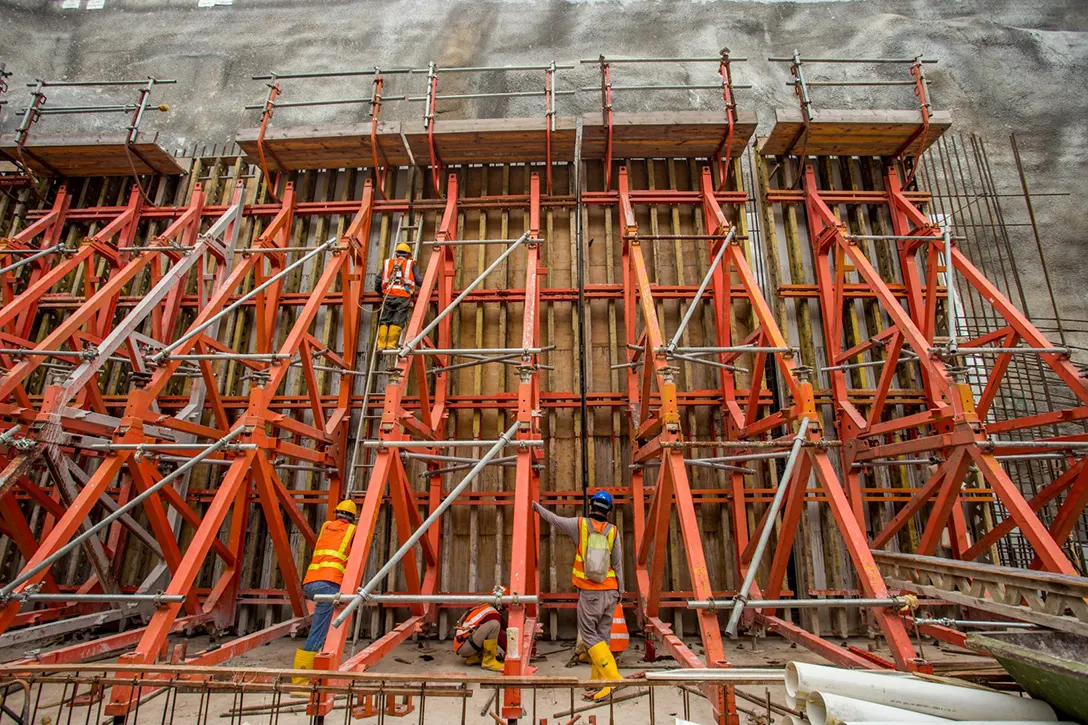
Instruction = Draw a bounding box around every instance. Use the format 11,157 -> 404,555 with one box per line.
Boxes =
758,108 -> 951,156
235,111 -> 758,171
0,132 -> 186,176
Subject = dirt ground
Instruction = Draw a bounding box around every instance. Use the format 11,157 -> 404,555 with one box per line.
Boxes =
0,632 -> 999,725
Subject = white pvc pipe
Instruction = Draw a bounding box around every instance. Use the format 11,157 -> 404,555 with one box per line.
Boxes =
786,662 -> 1057,722
807,692 -> 950,725
844,718 -> 1074,722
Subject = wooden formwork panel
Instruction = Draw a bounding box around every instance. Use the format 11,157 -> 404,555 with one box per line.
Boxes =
0,131 -> 186,176
758,108 -> 951,156
236,111 -> 758,171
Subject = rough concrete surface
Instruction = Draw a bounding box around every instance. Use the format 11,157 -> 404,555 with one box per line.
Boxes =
1,0 -> 1085,347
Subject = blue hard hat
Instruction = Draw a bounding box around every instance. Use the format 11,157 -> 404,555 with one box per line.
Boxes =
590,490 -> 614,510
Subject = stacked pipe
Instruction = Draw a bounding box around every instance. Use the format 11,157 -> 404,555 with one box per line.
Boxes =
783,662 -> 1068,725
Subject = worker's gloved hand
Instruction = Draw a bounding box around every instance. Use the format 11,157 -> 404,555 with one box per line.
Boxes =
497,648 -> 506,662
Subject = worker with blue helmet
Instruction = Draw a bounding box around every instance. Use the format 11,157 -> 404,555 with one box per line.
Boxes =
533,489 -> 624,701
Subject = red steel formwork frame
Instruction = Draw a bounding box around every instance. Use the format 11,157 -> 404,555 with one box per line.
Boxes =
605,162 -> 922,724
306,174 -> 544,723
0,175 -> 378,716
795,161 -> 1088,575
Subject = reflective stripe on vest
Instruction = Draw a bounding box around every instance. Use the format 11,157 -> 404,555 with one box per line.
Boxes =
454,604 -> 499,647
381,257 -> 417,298
304,521 -> 356,584
571,517 -> 617,590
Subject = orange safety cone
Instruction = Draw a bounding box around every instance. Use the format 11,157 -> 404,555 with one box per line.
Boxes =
609,603 -> 629,654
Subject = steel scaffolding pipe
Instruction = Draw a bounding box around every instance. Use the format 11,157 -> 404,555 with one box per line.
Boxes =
0,243 -> 69,276
360,439 -> 542,449
400,231 -> 531,356
667,226 -> 738,353
726,416 -> 811,636
314,593 -> 538,606
150,237 -> 340,364
332,420 -> 526,629
0,425 -> 248,598
11,593 -> 186,604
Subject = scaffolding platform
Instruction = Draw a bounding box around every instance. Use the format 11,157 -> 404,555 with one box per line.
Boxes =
758,107 -> 951,156
236,110 -> 757,171
0,131 -> 185,176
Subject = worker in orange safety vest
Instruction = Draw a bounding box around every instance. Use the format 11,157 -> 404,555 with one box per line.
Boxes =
453,586 -> 508,672
292,500 -> 358,682
375,242 -> 422,350
533,490 -> 624,701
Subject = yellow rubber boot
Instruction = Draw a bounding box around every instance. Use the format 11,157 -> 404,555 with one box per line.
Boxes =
587,641 -> 622,701
583,660 -> 601,695
481,639 -> 504,672
291,648 -> 316,686
376,325 -> 389,350
464,646 -> 481,666
386,325 -> 403,348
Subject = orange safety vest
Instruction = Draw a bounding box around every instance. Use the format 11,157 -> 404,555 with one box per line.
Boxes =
571,517 -> 618,591
610,603 -> 629,653
454,603 -> 501,649
381,257 -> 417,298
303,520 -> 357,586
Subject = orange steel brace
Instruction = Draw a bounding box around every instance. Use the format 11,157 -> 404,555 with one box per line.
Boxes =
0,184 -> 244,640
94,185 -> 374,717
369,73 -> 390,199
797,161 -> 1085,578
711,53 -> 738,189
255,80 -> 283,201
307,178 -> 464,718
598,57 -> 615,190
697,165 -> 918,672
619,165 -> 736,725
501,173 -> 544,719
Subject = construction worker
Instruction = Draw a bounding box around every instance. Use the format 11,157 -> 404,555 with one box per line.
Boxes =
533,491 -> 624,701
376,242 -> 422,350
292,499 -> 359,682
453,586 -> 507,672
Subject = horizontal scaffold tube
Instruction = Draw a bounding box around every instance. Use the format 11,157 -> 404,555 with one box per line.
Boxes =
690,597 -> 905,610
314,594 -> 537,606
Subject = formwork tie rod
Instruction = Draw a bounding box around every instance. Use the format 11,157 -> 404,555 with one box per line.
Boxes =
726,417 -> 811,636
666,345 -> 796,355
0,244 -> 73,275
384,347 -> 550,357
912,618 -> 1038,629
693,596 -> 905,610
935,346 -> 1072,355
0,425 -> 248,599
333,421 -> 528,629
981,440 -> 1088,451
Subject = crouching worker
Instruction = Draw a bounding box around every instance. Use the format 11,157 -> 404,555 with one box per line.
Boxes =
533,491 -> 624,701
454,586 -> 507,672
292,499 -> 358,684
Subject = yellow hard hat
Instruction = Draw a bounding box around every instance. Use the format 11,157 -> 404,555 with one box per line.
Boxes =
395,242 -> 412,256
335,499 -> 358,517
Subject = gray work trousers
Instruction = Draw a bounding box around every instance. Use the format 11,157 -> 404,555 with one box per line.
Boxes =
455,619 -> 502,657
577,589 -> 620,649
